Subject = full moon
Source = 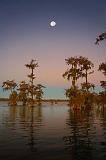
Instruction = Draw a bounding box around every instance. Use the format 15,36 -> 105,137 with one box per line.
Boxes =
50,21 -> 56,27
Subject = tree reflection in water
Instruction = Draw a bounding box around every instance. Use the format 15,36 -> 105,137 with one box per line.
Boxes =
63,107 -> 95,160
8,105 -> 43,152
1,104 -> 106,159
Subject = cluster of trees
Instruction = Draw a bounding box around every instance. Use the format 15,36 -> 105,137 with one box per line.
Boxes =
63,56 -> 106,109
2,59 -> 45,106
62,32 -> 106,109
1,32 -> 106,107
1,57 -> 106,108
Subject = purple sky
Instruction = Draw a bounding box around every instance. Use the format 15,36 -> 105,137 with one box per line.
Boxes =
0,0 -> 106,99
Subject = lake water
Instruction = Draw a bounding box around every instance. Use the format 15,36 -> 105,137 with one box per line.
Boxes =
0,102 -> 106,160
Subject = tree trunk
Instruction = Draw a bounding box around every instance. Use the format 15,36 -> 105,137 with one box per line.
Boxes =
31,68 -> 34,105
72,77 -> 76,89
86,69 -> 88,91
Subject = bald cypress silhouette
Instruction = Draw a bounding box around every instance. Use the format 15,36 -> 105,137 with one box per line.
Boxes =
63,56 -> 82,89
25,59 -> 38,106
63,56 -> 96,109
18,81 -> 29,106
98,62 -> 106,106
25,59 -> 45,106
2,80 -> 17,106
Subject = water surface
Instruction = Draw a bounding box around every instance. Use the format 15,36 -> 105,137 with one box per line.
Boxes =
0,102 -> 106,160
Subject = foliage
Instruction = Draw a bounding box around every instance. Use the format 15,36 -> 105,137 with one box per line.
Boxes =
18,81 -> 29,106
95,32 -> 106,44
2,80 -> 18,106
2,59 -> 45,106
8,91 -> 18,106
35,84 -> 45,104
65,87 -> 85,108
95,31 -> 106,105
79,56 -> 94,84
97,91 -> 106,106
25,59 -> 38,70
63,56 -> 95,109
81,82 -> 95,92
98,62 -> 106,106
63,56 -> 82,88
25,59 -> 45,106
25,59 -> 38,105
100,81 -> 106,90
99,62 -> 106,76
2,80 -> 17,93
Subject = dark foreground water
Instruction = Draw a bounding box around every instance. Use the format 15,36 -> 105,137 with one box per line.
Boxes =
0,102 -> 106,160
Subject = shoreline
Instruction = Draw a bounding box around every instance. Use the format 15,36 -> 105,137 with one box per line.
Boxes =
0,98 -> 68,102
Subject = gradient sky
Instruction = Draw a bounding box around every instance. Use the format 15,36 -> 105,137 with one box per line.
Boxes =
0,0 -> 106,99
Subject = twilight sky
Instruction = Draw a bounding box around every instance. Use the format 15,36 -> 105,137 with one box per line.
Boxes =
0,0 -> 106,99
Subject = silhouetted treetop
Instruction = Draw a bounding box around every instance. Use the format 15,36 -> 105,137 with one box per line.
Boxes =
78,56 -> 94,90
100,81 -> 106,90
2,80 -> 17,106
99,62 -> 106,76
65,56 -> 79,66
2,80 -> 17,92
63,56 -> 82,88
25,59 -> 38,69
79,56 -> 94,71
95,32 -> 106,44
